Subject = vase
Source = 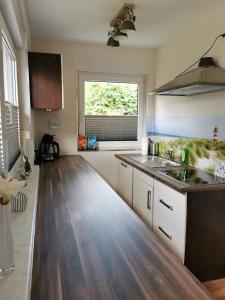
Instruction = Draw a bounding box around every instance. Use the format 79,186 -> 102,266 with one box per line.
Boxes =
0,204 -> 15,275
11,192 -> 28,212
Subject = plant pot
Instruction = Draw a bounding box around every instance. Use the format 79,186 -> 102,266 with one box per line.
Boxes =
0,204 -> 15,275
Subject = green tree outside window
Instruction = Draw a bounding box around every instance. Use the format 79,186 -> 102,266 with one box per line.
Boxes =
85,82 -> 138,116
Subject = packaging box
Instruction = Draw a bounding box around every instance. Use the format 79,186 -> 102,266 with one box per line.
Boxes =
88,136 -> 96,150
78,135 -> 87,150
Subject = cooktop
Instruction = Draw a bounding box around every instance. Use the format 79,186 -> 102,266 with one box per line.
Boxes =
159,167 -> 225,186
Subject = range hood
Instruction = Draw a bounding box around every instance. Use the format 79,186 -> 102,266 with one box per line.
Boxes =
154,57 -> 225,96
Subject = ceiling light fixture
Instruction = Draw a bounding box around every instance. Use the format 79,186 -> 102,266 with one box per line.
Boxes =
106,3 -> 136,47
113,25 -> 128,41
120,7 -> 136,33
107,36 -> 120,47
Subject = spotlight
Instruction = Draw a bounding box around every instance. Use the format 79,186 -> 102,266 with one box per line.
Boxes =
107,36 -> 120,47
120,8 -> 136,33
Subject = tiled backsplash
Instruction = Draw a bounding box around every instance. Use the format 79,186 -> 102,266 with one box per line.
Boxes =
150,137 -> 225,175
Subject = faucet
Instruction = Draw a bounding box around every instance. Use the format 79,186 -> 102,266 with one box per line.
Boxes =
166,149 -> 174,161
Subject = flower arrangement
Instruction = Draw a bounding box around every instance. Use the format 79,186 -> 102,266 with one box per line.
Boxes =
0,174 -> 26,205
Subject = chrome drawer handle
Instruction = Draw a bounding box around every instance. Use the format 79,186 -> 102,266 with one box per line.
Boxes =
147,190 -> 151,210
159,199 -> 173,211
121,162 -> 127,168
158,226 -> 172,240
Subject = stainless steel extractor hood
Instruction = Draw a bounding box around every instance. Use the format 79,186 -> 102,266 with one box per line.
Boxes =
154,57 -> 225,96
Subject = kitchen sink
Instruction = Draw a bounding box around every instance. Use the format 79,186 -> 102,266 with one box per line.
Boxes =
130,155 -> 180,168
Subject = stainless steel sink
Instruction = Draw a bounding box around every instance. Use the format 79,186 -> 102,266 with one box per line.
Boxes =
130,155 -> 180,168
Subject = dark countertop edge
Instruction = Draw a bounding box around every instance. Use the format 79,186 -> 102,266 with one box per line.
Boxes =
115,154 -> 225,193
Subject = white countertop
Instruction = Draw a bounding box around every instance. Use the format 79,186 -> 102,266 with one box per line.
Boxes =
0,165 -> 39,300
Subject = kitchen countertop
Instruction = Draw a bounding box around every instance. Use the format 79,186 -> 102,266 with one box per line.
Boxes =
31,155 -> 213,300
116,154 -> 225,193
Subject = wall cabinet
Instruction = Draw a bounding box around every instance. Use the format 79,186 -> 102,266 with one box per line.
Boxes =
133,168 -> 154,227
28,52 -> 63,109
117,159 -> 133,207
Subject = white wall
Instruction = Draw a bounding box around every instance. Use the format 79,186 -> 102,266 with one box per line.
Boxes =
152,5 -> 225,139
31,39 -> 155,151
30,40 -> 155,188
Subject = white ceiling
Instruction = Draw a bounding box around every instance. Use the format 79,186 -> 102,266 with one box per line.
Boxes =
27,0 -> 225,48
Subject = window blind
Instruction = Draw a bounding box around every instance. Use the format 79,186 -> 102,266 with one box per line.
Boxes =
1,32 -> 20,172
4,104 -> 20,170
85,115 -> 138,141
0,109 -> 4,174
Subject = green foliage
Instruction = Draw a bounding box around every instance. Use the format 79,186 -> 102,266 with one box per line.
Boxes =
159,138 -> 225,166
216,142 -> 225,160
85,82 -> 138,116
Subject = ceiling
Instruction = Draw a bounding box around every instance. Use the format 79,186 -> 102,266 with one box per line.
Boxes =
27,0 -> 225,48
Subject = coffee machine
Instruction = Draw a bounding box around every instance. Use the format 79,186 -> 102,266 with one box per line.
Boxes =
38,134 -> 60,162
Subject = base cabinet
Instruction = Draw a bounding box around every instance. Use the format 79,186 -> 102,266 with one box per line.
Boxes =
117,159 -> 133,207
153,180 -> 187,262
116,157 -> 225,281
133,169 -> 154,227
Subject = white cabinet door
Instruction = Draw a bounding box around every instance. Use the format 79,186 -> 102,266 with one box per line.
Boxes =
153,180 -> 187,262
117,159 -> 133,207
133,169 -> 154,227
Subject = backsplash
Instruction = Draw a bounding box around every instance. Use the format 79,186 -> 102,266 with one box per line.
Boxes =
147,112 -> 225,175
148,116 -> 225,140
149,137 -> 225,175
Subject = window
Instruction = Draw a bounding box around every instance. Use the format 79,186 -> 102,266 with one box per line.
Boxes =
79,72 -> 144,149
0,31 -> 20,171
2,34 -> 18,105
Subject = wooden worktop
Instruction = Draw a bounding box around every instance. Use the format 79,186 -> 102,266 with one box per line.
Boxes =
116,154 -> 225,193
31,155 -> 213,300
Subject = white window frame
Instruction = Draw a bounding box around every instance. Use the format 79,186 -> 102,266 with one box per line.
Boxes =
2,30 -> 18,107
78,72 -> 145,150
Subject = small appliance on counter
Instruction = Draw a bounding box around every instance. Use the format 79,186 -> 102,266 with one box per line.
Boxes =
38,134 -> 60,162
148,139 -> 159,156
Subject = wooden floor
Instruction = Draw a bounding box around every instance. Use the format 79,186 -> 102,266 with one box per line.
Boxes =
31,156 -> 213,300
204,278 -> 225,300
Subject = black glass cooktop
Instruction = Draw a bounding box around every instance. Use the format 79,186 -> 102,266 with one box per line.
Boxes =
159,167 -> 225,186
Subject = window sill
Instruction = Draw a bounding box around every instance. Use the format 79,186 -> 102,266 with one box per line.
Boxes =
77,148 -> 141,152
77,141 -> 141,152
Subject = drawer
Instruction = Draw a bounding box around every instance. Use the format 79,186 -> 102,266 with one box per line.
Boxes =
154,179 -> 186,202
153,219 -> 185,262
133,168 -> 153,186
154,180 -> 186,219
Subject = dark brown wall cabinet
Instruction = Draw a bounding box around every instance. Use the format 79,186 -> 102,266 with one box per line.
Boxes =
28,52 -> 62,109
